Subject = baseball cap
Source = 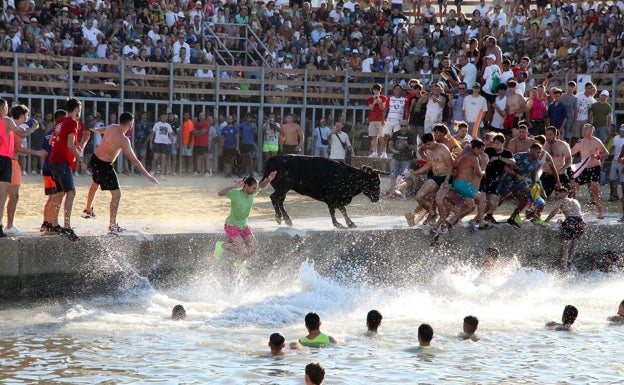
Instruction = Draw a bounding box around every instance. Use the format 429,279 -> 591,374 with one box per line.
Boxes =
600,90 -> 609,97
485,54 -> 496,60
352,49 -> 359,54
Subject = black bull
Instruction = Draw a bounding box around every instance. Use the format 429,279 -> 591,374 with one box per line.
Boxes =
262,155 -> 386,228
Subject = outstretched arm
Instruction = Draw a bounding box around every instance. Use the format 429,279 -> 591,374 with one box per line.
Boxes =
259,171 -> 277,189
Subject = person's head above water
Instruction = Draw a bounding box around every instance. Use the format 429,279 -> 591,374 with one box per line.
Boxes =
172,304 -> 186,320
367,310 -> 383,332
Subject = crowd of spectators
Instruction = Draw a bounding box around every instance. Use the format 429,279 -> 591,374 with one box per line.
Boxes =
1,0 -> 624,93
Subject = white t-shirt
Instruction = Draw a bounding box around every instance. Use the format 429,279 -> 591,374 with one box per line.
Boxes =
387,96 -> 406,121
463,94 -> 489,122
425,95 -> 445,123
612,135 -> 624,160
491,95 -> 507,129
461,62 -> 478,89
576,93 -> 596,121
152,121 -> 173,144
314,125 -> 332,149
329,131 -> 351,160
482,64 -> 501,95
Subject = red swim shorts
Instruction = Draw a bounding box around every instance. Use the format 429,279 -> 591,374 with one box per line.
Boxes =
224,223 -> 252,242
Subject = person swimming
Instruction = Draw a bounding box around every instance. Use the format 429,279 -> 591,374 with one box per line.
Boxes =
268,333 -> 286,356
290,312 -> 337,348
366,310 -> 383,335
171,304 -> 186,320
546,305 -> 578,331
459,315 -> 480,341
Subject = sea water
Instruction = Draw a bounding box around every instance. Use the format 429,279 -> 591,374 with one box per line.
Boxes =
1,260 -> 623,384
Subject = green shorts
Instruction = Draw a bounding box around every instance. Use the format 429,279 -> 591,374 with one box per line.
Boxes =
263,143 -> 279,152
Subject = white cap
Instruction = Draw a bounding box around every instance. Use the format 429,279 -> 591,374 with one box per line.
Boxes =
485,54 -> 496,60
600,90 -> 609,97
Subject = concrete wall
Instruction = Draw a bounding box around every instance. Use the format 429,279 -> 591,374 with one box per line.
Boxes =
1,224 -> 622,298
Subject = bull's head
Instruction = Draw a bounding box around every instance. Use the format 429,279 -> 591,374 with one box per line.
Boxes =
361,165 -> 387,203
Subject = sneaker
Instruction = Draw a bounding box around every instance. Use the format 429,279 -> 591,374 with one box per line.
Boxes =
81,207 -> 96,219
193,171 -> 200,176
60,227 -> 79,241
204,172 -> 213,177
514,215 -> 522,226
49,225 -> 63,235
21,170 -> 27,176
214,241 -> 225,260
484,214 -> 499,224
525,209 -> 535,220
108,223 -> 126,235
533,218 -> 548,227
368,152 -> 378,158
233,261 -> 250,276
608,196 -> 620,202
380,152 -> 388,159
507,217 -> 521,228
4,226 -> 24,235
404,211 -> 416,226
468,220 -> 478,233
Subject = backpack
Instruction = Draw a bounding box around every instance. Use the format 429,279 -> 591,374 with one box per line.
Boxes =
490,68 -> 501,94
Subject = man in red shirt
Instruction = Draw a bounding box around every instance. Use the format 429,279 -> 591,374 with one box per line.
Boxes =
49,97 -> 83,241
193,112 -> 212,176
366,83 -> 389,158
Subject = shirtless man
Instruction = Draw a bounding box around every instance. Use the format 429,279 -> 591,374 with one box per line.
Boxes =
433,123 -> 462,155
543,187 -> 586,270
83,112 -> 159,234
405,132 -> 453,226
505,80 -> 526,128
279,113 -> 304,155
570,123 -> 609,219
542,126 -> 571,196
449,139 -> 490,230
507,124 -> 534,154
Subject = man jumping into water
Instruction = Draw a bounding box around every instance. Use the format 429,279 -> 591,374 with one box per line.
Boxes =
214,172 -> 277,273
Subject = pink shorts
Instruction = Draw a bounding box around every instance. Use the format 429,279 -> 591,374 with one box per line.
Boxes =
224,223 -> 252,242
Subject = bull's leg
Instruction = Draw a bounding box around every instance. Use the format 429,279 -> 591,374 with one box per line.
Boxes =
328,206 -> 346,229
270,191 -> 284,225
338,206 -> 356,228
279,195 -> 293,226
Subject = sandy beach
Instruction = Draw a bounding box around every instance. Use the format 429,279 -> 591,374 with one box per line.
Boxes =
7,171 -> 622,236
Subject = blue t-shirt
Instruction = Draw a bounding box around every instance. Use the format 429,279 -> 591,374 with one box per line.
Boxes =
240,121 -> 256,145
221,124 -> 239,149
547,102 -> 567,130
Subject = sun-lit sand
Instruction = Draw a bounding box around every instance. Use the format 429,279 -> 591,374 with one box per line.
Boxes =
7,171 -> 620,237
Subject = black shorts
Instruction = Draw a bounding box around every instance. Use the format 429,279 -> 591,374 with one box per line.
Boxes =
483,177 -> 502,195
575,165 -> 601,185
88,154 -> 120,191
0,155 -> 11,183
281,144 -> 299,154
240,143 -> 256,154
541,172 -> 571,197
193,145 -> 209,156
50,162 -> 75,193
561,216 -> 586,240
153,143 -> 170,154
480,90 -> 496,104
222,147 -> 237,160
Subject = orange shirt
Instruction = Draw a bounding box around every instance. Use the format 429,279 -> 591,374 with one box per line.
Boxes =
182,119 -> 195,146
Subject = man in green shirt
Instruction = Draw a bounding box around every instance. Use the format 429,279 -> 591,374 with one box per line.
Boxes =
588,90 -> 612,143
214,171 -> 277,263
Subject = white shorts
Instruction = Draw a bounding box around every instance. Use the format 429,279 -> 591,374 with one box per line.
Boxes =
368,121 -> 385,137
385,119 -> 401,135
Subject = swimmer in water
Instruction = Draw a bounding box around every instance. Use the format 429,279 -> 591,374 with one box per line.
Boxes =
459,315 -> 480,341
290,312 -> 337,349
546,305 -> 578,331
268,333 -> 286,356
366,309 -> 383,335
171,304 -> 186,320
607,299 -> 624,324
418,323 -> 434,347
305,362 -> 325,385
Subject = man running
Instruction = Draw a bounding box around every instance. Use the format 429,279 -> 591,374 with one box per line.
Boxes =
83,112 -> 159,234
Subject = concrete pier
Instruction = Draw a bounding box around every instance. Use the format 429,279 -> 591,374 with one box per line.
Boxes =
1,221 -> 622,298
